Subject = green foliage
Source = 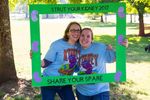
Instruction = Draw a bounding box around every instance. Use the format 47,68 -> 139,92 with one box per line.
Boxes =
28,0 -> 42,4
29,0 -> 57,4
41,0 -> 57,4
145,6 -> 150,13
14,96 -> 28,100
9,0 -> 28,12
9,0 -> 19,11
9,0 -> 58,12
100,0 -> 120,3
33,94 -> 41,100
126,0 -> 150,13
82,0 -> 121,4
126,1 -> 138,14
0,91 -> 5,98
82,0 -> 91,4
68,0 -> 82,4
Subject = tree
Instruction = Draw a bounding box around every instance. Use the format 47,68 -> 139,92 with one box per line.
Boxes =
9,0 -> 18,11
126,1 -> 138,23
68,0 -> 82,4
0,0 -> 18,84
127,0 -> 150,36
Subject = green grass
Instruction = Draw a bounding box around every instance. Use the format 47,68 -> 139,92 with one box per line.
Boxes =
127,35 -> 150,63
110,80 -> 148,100
80,21 -> 116,27
94,35 -> 116,46
94,35 -> 150,63
0,91 -> 5,98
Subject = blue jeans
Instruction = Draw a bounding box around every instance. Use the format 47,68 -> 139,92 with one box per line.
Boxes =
76,90 -> 110,100
41,85 -> 75,100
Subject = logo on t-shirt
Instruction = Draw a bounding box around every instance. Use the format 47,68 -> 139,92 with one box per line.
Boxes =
58,48 -> 80,75
78,53 -> 98,75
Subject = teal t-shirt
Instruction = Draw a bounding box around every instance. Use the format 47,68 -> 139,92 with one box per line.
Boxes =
43,39 -> 80,76
77,42 -> 116,96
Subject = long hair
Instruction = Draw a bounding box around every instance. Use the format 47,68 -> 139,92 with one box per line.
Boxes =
63,22 -> 82,41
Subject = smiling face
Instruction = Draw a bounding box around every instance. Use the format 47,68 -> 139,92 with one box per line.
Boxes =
67,24 -> 81,45
79,28 -> 93,49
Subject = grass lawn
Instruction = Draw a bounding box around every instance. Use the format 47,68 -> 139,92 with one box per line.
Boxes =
94,35 -> 150,100
0,19 -> 150,100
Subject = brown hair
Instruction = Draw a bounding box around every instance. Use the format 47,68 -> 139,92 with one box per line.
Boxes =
63,22 -> 82,41
81,28 -> 93,40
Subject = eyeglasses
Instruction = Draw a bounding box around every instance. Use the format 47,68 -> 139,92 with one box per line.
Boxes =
69,29 -> 81,33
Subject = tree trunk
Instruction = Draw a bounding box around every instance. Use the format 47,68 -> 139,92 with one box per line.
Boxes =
105,14 -> 107,23
134,14 -> 136,23
100,15 -> 104,23
138,11 -> 145,36
136,3 -> 145,36
45,14 -> 49,19
0,0 -> 18,84
130,14 -> 133,23
25,12 -> 28,19
25,4 -> 28,19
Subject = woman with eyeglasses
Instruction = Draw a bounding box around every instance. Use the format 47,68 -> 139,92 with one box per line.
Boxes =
40,22 -> 81,100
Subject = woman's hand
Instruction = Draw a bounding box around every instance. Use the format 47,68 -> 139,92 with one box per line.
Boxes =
29,50 -> 42,59
30,50 -> 45,68
121,39 -> 128,48
30,50 -> 32,59
107,44 -> 113,50
41,60 -> 45,68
